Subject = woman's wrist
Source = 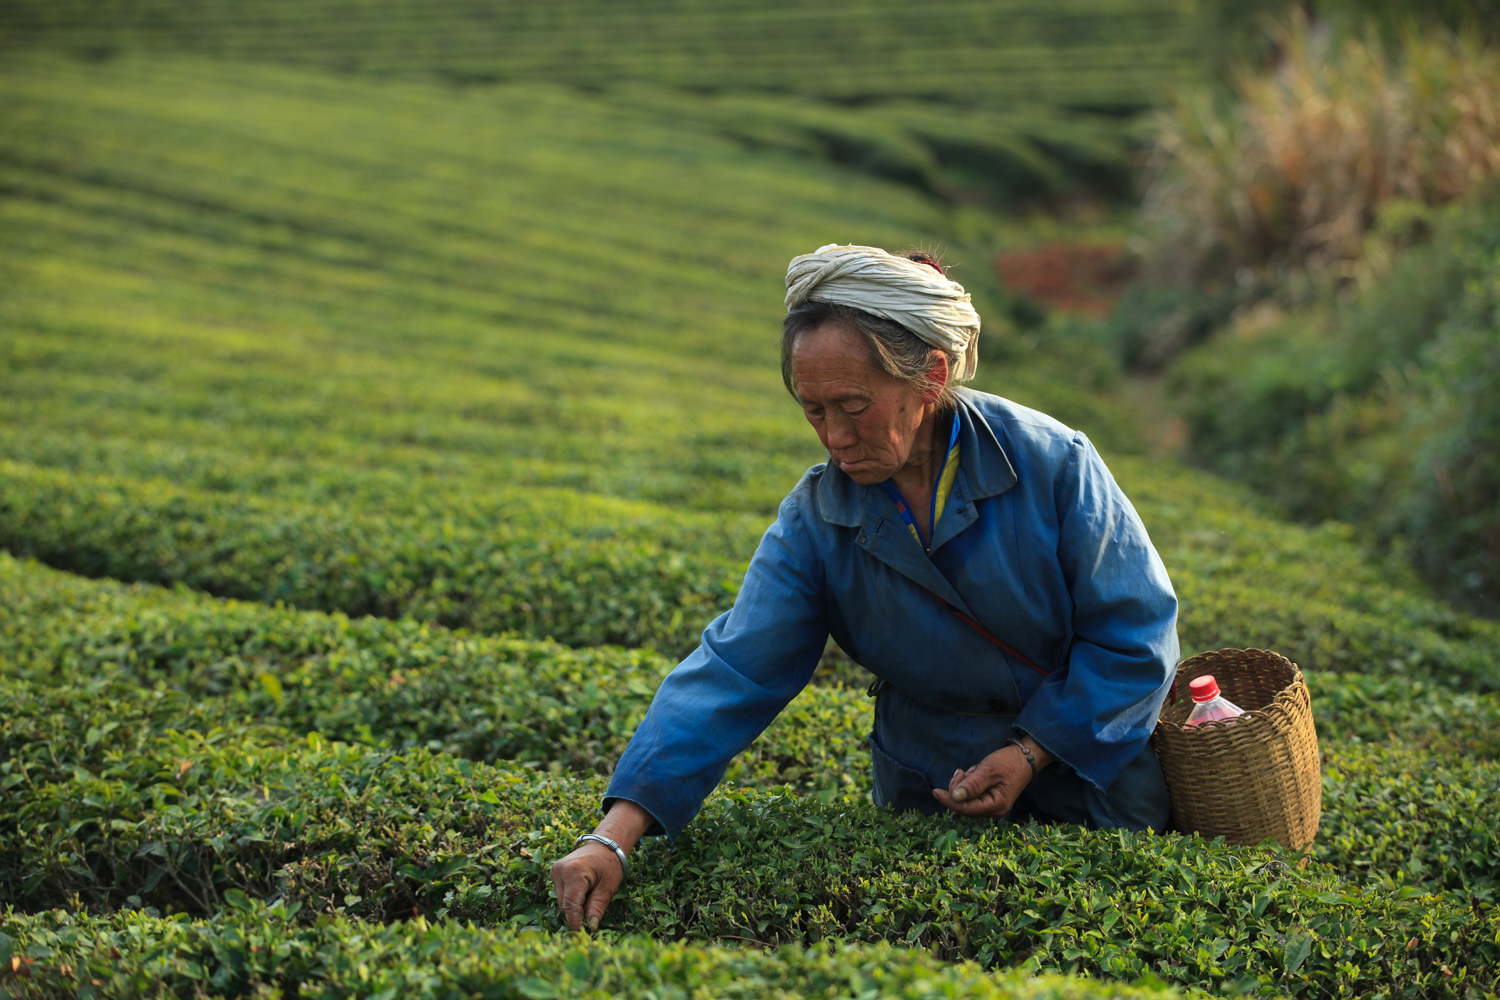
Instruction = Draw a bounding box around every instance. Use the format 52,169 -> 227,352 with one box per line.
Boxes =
1018,735 -> 1054,771
1004,735 -> 1054,782
593,799 -> 654,855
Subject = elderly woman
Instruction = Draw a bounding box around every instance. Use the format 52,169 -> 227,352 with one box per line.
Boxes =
551,244 -> 1178,931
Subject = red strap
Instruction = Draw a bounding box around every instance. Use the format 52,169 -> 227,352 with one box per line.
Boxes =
927,589 -> 1051,677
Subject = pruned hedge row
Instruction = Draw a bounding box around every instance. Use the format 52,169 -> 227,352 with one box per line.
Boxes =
0,906 -> 1198,1000
6,554 -> 1498,787
0,0 -> 1198,110
0,655 -> 868,815
1307,672 -> 1500,758
0,462 -> 746,657
7,645 -> 1500,908
1316,745 -> 1500,899
0,555 -> 872,793
7,451 -> 1500,686
0,551 -> 679,775
2,720 -> 1498,997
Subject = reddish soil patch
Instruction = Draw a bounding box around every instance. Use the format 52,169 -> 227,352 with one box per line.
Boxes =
994,243 -> 1131,316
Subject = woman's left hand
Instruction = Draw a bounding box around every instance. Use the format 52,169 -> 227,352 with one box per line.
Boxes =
931,739 -> 1052,817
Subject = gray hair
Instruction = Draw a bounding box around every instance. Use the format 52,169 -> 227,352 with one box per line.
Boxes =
781,300 -> 964,410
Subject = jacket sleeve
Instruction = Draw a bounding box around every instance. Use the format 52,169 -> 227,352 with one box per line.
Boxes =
603,491 -> 829,840
1012,433 -> 1179,793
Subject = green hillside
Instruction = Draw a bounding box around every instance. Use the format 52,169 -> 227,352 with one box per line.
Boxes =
0,0 -> 1202,205
0,0 -> 1194,106
3,49 -> 1500,999
5,56 -> 1497,672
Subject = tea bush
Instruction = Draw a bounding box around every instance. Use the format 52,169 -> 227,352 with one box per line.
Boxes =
1317,745 -> 1500,900
1119,455 -> 1500,687
0,554 -> 871,789
7,552 -> 1500,789
3,719 -> 1498,997
0,0 -> 1196,109
0,462 -> 744,658
9,451 -> 1500,686
0,905 -> 1197,1000
8,55 -> 1499,687
0,54 -> 1122,521
0,56 -> 871,520
1306,673 -> 1500,756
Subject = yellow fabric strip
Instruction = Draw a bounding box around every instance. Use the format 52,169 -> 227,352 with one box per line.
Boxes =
905,440 -> 962,551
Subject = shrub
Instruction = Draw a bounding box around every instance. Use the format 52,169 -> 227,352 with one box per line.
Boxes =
0,556 -> 872,791
1165,194 -> 1500,609
1142,17 -> 1500,285
11,447 -> 1500,692
0,463 -> 745,658
5,560 -> 1500,995
1306,672 -> 1500,756
1115,456 -> 1500,687
0,905 -> 1201,1000
9,552 -> 1500,790
1317,745 -> 1500,900
0,0 -> 1194,211
4,719 -> 1499,997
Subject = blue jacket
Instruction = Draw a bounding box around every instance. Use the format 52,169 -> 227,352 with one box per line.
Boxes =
606,388 -> 1179,840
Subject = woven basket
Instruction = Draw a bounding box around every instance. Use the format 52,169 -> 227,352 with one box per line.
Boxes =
1152,648 -> 1321,851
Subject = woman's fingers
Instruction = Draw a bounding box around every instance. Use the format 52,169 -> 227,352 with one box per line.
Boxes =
948,765 -> 977,797
583,869 -> 621,931
550,844 -> 622,932
933,783 -> 1012,816
951,758 -> 997,802
550,850 -> 597,931
935,746 -> 1030,815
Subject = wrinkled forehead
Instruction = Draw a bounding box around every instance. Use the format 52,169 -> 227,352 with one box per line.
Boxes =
791,322 -> 888,402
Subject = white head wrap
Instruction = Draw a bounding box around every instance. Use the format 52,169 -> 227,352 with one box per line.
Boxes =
784,243 -> 981,380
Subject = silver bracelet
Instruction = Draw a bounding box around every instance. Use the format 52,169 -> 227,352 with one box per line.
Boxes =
1003,737 -> 1039,779
575,833 -> 630,880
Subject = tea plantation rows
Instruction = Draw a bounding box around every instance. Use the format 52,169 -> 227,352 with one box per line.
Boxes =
4,53 -> 1500,998
0,0 -> 1194,106
0,0 -> 1197,205
4,550 -> 1500,996
5,451 -> 1498,674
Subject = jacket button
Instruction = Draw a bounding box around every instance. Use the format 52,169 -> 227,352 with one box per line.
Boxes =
987,696 -> 1009,713
857,535 -> 867,544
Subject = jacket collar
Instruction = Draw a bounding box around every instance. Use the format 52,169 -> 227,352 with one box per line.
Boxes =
813,389 -> 1017,528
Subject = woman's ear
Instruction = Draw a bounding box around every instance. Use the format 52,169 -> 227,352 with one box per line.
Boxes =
921,351 -> 950,404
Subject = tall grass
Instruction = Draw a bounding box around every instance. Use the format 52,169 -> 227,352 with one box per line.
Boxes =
1142,16 -> 1500,284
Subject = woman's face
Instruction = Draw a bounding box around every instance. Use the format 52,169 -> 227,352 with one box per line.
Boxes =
792,322 -> 937,485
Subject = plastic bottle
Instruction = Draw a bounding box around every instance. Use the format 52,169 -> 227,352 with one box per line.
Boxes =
1183,674 -> 1245,729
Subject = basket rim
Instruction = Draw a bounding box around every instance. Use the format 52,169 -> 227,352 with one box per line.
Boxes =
1175,646 -> 1300,670
1156,648 -> 1307,738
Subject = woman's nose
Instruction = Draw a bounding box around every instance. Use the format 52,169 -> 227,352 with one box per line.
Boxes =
826,421 -> 858,450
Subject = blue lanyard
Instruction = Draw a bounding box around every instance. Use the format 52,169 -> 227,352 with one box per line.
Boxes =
878,409 -> 960,552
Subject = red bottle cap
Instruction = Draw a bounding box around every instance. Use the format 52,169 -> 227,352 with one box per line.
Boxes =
1189,675 -> 1220,702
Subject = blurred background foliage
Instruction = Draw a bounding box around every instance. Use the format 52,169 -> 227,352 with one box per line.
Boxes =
0,0 -> 1497,612
1107,1 -> 1500,613
0,0 -> 1495,640
0,0 -> 1198,212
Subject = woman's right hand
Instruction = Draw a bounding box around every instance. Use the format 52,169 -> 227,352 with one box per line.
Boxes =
550,799 -> 654,932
